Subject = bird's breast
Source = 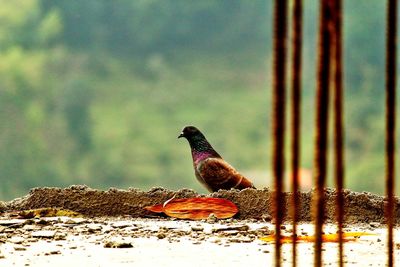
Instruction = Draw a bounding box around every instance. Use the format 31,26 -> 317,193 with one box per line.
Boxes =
192,151 -> 214,165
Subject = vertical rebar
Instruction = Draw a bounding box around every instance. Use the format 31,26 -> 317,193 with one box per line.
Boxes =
272,0 -> 288,266
385,0 -> 397,266
314,0 -> 333,266
332,0 -> 345,266
290,0 -> 303,266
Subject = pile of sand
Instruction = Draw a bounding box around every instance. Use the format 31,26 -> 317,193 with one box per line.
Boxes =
2,185 -> 398,223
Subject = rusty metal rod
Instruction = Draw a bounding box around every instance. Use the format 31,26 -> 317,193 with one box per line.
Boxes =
332,0 -> 345,266
385,0 -> 397,266
290,0 -> 303,266
314,0 -> 333,266
272,0 -> 288,266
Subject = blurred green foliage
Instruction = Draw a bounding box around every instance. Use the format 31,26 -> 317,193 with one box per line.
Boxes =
0,1 -> 398,200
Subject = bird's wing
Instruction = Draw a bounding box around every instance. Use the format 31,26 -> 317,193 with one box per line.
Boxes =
197,158 -> 255,192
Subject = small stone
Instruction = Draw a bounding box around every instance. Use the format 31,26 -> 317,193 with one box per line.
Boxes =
14,246 -> 27,251
0,201 -> 6,212
284,228 -> 293,234
157,232 -> 166,239
190,232 -> 199,238
68,184 -> 89,190
261,214 -> 272,222
263,250 -> 270,253
206,214 -> 218,223
125,226 -> 140,232
210,238 -> 222,244
54,233 -> 67,241
0,219 -> 26,227
103,240 -> 133,248
35,219 -> 51,226
63,218 -> 86,225
227,237 -> 253,243
22,225 -> 39,231
191,226 -> 204,232
24,219 -> 35,225
101,225 -> 113,233
31,230 -> 56,238
10,236 -> 25,244
111,222 -> 131,229
213,225 -> 249,233
369,222 -> 380,228
253,226 -> 272,236
86,224 -> 102,232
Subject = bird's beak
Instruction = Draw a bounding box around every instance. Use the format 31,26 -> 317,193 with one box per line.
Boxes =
178,132 -> 184,139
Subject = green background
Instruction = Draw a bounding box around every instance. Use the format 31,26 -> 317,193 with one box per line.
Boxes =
0,1 -> 398,200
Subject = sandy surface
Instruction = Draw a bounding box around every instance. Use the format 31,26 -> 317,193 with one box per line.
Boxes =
0,215 -> 398,267
1,186 -> 400,266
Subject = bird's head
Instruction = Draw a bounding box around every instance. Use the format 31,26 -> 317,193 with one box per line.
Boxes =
178,125 -> 221,157
178,125 -> 202,140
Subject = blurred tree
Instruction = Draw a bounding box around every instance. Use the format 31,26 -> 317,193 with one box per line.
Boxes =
60,80 -> 93,153
0,0 -> 395,200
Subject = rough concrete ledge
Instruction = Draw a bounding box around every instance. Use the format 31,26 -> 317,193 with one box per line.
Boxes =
3,185 -> 399,223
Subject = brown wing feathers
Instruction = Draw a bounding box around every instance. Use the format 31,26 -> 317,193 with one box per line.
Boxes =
197,158 -> 255,192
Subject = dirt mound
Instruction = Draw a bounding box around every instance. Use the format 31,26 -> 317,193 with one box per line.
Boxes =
3,185 -> 398,223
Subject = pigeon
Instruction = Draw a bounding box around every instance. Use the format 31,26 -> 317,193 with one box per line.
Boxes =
178,125 -> 255,192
